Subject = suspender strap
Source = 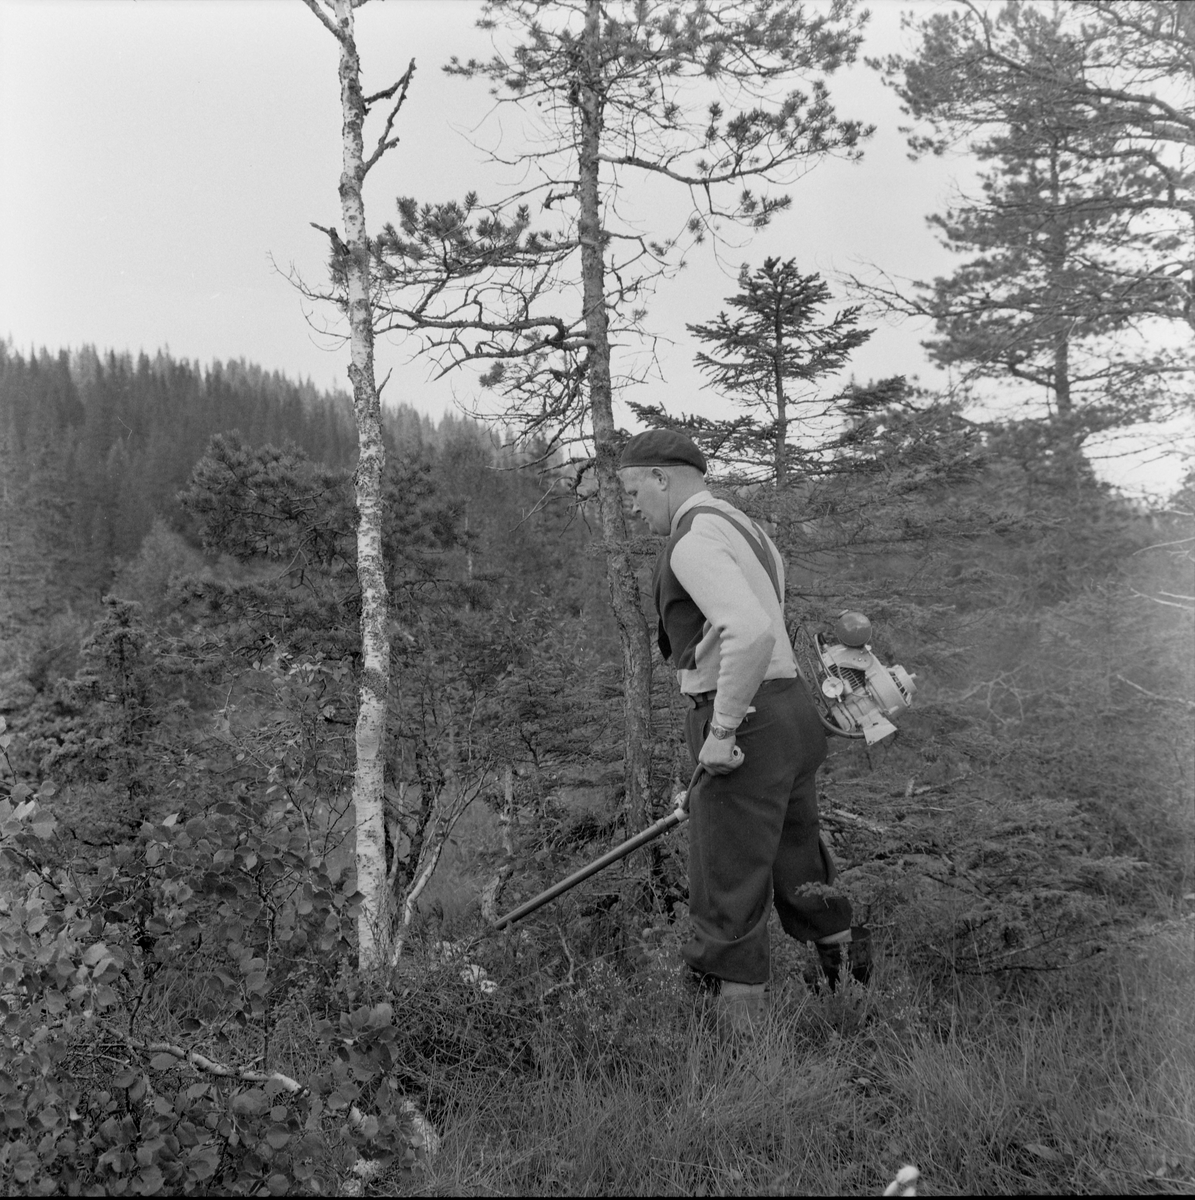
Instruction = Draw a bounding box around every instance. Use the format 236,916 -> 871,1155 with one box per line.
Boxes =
685,506 -> 783,606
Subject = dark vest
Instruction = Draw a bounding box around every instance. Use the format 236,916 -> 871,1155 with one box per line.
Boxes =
652,505 -> 782,669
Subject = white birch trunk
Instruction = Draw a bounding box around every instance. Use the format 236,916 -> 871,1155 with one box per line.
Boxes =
328,0 -> 392,968
396,773 -> 488,954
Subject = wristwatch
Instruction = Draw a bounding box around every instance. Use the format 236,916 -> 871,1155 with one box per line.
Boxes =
709,723 -> 735,740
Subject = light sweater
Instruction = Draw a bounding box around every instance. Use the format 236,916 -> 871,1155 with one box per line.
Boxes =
655,491 -> 797,730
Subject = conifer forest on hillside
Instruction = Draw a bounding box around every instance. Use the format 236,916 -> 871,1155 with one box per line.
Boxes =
2,1 -> 1193,1195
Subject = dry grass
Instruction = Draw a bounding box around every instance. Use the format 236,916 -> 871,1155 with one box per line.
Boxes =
381,921 -> 1195,1197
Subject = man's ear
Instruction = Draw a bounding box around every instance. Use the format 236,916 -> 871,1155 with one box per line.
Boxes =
652,467 -> 669,489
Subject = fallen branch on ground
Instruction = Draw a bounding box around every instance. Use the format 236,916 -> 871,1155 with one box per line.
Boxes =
109,1029 -> 370,1126
1114,674 -> 1195,709
106,1028 -> 440,1156
822,807 -> 887,835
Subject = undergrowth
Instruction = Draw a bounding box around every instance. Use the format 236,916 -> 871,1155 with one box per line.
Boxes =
383,920 -> 1195,1197
2,492 -> 1191,1196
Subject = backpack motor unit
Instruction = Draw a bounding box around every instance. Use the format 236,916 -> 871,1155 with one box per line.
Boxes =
793,611 -> 916,744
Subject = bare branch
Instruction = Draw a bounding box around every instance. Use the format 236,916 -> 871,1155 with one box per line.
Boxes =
822,806 -> 887,835
299,0 -> 346,45
1133,539 -> 1195,557
309,222 -> 349,258
1115,673 -> 1195,706
363,58 -> 417,177
1127,587 -> 1195,612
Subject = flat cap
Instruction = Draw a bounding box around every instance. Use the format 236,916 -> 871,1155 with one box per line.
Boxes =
618,429 -> 707,474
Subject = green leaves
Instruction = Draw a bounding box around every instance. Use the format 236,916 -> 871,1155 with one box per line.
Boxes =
0,738 -> 370,1195
230,1088 -> 268,1117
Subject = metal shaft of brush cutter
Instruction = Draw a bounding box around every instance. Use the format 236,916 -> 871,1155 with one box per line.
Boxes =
493,763 -> 708,930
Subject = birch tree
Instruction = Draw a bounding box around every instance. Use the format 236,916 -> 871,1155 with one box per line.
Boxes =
301,0 -> 414,967
365,0 -> 870,832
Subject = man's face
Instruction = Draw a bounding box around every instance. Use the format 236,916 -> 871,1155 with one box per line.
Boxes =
619,466 -> 671,535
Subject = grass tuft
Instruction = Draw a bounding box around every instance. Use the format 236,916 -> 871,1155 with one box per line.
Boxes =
384,922 -> 1195,1197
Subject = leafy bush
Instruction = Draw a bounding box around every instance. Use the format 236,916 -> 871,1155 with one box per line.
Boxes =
0,741 -> 427,1196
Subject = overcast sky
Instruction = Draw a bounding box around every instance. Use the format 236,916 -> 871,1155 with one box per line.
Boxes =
0,0 -> 1185,495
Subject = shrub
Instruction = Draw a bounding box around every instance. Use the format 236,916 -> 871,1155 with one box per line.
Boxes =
0,742 -> 425,1196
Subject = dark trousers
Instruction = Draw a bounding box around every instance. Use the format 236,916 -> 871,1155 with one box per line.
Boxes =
683,677 -> 852,984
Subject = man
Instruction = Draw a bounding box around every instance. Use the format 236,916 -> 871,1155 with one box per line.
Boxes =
618,429 -> 868,1028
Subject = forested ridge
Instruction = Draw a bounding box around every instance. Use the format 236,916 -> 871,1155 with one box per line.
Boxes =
0,346 -> 356,628
2,0 -> 1194,1194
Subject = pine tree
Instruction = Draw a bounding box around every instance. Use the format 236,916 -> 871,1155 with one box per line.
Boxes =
866,0 -> 1194,461
363,0 -> 871,831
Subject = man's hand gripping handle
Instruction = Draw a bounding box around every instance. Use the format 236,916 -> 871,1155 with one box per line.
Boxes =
674,740 -> 744,818
697,723 -> 745,776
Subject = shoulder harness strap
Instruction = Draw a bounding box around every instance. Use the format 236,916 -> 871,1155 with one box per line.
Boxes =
683,506 -> 783,605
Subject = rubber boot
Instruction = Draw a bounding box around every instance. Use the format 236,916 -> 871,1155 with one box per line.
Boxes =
815,925 -> 873,991
715,980 -> 768,1036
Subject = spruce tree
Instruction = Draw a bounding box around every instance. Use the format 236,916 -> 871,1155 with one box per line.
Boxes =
636,257 -> 871,487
